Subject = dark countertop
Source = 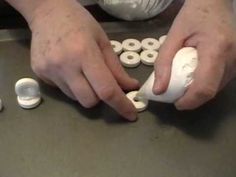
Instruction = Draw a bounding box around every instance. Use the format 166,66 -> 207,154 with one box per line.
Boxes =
0,22 -> 236,177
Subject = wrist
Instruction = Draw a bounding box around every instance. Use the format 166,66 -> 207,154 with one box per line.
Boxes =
185,0 -> 232,5
184,0 -> 233,11
5,0 -> 51,26
5,0 -> 79,30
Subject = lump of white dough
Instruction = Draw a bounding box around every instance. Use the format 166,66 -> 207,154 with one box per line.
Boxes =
97,0 -> 174,21
137,47 -> 198,103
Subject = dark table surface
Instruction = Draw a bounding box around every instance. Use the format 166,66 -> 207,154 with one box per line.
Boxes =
0,22 -> 236,177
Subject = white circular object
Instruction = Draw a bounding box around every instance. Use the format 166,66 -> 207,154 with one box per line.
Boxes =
159,35 -> 167,45
141,38 -> 160,51
138,47 -> 198,103
120,51 -> 141,68
140,50 -> 159,66
15,78 -> 41,109
122,39 -> 142,52
0,99 -> 3,112
126,91 -> 148,112
110,40 -> 123,55
17,96 -> 41,109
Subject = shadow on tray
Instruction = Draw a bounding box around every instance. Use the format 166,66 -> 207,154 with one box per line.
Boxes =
148,79 -> 236,140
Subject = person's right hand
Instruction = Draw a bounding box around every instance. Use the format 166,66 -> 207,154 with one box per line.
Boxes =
28,0 -> 139,121
154,0 -> 236,110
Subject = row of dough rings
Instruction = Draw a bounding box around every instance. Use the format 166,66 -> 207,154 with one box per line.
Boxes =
120,50 -> 158,67
110,35 -> 167,55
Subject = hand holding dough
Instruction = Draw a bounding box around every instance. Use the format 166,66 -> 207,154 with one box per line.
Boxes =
138,47 -> 198,103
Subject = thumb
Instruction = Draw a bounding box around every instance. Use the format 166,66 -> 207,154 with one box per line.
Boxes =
153,26 -> 185,95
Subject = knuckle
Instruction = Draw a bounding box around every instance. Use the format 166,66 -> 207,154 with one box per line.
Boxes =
47,54 -> 66,71
31,62 -> 47,75
97,86 -> 116,101
70,40 -> 88,55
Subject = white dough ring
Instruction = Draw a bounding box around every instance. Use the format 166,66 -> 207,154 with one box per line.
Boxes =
140,50 -> 158,66
126,91 -> 148,112
110,40 -> 123,55
15,78 -> 41,109
120,51 -> 141,68
122,39 -> 142,52
141,38 -> 160,51
159,35 -> 167,45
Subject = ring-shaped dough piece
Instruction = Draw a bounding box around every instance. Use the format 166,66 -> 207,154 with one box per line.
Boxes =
126,91 -> 148,112
140,50 -> 158,66
110,40 -> 123,55
15,78 -> 41,109
141,38 -> 160,51
159,35 -> 167,45
120,51 -> 141,68
122,39 -> 142,52
17,96 -> 41,109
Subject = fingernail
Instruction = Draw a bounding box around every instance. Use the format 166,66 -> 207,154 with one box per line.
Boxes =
175,103 -> 184,110
127,112 -> 138,122
153,79 -> 162,95
132,78 -> 140,86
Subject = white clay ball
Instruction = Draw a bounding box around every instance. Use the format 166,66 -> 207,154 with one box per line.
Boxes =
138,47 -> 198,103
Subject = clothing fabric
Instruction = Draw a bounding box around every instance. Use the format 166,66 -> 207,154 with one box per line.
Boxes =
96,0 -> 174,20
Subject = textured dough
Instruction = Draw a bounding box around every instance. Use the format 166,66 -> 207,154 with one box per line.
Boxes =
138,47 -> 198,103
97,0 -> 174,20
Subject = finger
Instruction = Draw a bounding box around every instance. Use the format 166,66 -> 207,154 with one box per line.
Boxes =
175,45 -> 225,110
51,77 -> 76,100
153,25 -> 186,94
98,36 -> 140,91
65,73 -> 100,108
81,44 -> 137,121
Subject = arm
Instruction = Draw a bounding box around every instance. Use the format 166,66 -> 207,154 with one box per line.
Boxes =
4,0 -> 48,26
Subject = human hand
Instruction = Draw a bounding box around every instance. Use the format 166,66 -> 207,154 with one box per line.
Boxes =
154,0 -> 236,110
29,0 -> 139,120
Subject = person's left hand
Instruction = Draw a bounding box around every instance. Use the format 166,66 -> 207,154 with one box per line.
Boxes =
154,0 -> 236,110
